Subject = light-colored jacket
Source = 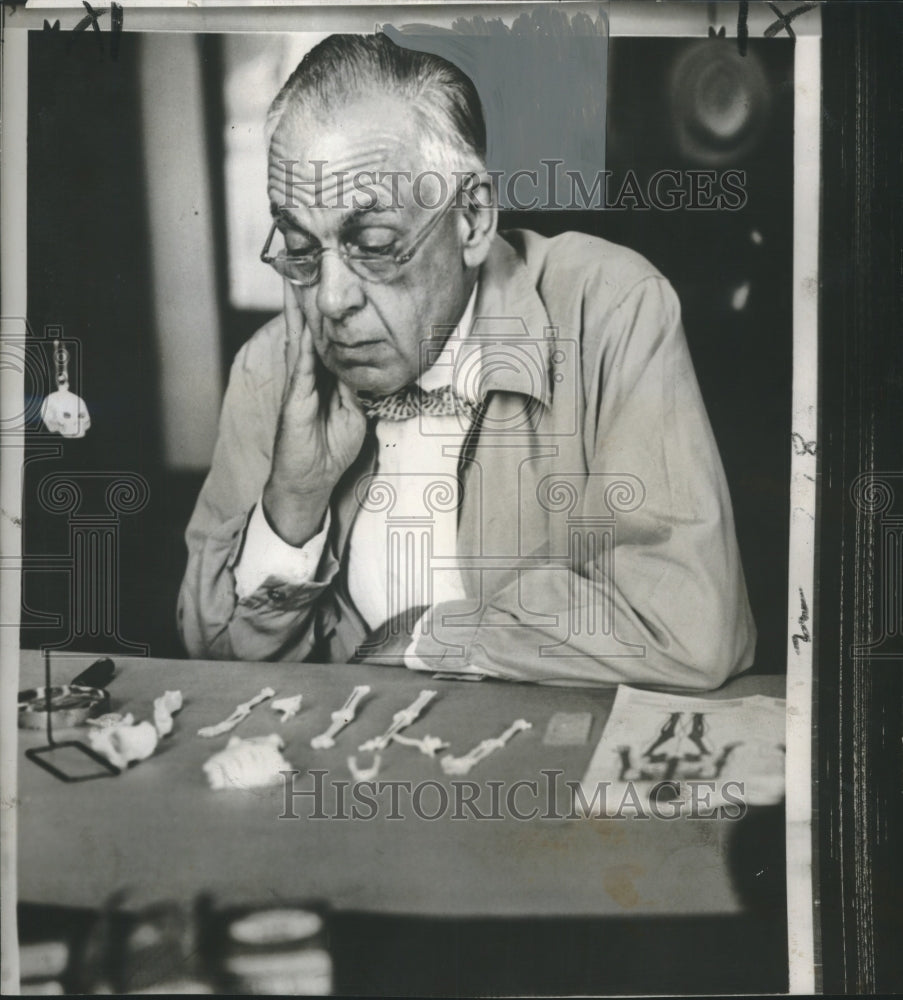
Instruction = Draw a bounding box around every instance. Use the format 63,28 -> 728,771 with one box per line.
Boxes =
179,230 -> 756,688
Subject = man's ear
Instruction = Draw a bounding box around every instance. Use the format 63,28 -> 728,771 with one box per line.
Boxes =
459,173 -> 498,268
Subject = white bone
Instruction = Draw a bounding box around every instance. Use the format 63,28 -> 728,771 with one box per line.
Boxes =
153,690 -> 183,738
440,719 -> 532,776
358,690 -> 437,753
197,687 -> 275,738
87,712 -> 134,729
391,732 -> 449,757
271,694 -> 303,723
203,733 -> 290,791
347,753 -> 382,782
311,685 -> 370,749
88,720 -> 158,769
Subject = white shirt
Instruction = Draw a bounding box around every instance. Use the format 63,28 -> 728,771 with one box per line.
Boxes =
234,288 -> 479,642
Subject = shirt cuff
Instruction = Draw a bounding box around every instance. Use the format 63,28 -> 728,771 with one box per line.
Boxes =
233,498 -> 331,600
401,611 -> 429,671
403,609 -> 492,676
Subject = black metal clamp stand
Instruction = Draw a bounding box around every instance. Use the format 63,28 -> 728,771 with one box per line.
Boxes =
24,651 -> 121,782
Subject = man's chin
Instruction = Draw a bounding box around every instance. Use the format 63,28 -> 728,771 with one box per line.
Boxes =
320,347 -> 409,396
334,365 -> 411,398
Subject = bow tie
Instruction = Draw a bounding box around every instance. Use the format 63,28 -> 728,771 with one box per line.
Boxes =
357,383 -> 480,422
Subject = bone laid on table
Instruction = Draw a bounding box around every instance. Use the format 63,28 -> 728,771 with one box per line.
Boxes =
391,732 -> 449,757
357,690 -> 437,753
271,694 -> 303,723
197,686 -> 275,738
311,684 -> 370,749
347,752 -> 382,782
440,719 -> 532,776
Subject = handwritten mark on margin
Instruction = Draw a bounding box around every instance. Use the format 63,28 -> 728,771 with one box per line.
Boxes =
764,2 -> 819,40
792,588 -> 811,654
110,0 -> 123,59
65,1 -> 124,59
792,432 -> 817,456
737,1 -> 749,56
0,507 -> 22,528
733,1 -> 818,51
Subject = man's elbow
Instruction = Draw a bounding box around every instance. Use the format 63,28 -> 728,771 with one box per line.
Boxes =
176,588 -> 222,660
177,607 -> 206,660
679,605 -> 757,691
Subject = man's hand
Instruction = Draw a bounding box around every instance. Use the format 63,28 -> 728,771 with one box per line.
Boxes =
263,282 -> 367,545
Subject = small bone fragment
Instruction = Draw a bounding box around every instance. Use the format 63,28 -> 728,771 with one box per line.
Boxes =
198,687 -> 275,738
347,753 -> 382,782
440,719 -> 532,776
203,734 -> 290,791
271,694 -> 303,723
358,690 -> 437,753
311,685 -> 370,749
391,732 -> 449,757
153,690 -> 183,737
88,720 -> 158,769
87,712 -> 135,729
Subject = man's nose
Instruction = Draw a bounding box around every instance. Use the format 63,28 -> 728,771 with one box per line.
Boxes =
316,250 -> 366,320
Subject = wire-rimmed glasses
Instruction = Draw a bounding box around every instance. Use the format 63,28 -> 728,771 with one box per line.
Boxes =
260,173 -> 478,287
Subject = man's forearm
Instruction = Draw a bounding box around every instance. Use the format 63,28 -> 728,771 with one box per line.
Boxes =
179,504 -> 341,662
261,480 -> 333,547
408,560 -> 756,690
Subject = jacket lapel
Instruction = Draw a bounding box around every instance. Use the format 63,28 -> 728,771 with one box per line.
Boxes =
457,235 -> 583,601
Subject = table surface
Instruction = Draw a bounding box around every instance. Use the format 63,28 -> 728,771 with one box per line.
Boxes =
16,650 -> 784,919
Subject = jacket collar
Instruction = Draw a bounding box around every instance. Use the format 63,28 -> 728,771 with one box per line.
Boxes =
456,233 -> 555,410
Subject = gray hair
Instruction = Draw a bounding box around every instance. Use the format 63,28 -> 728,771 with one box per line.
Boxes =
264,33 -> 486,177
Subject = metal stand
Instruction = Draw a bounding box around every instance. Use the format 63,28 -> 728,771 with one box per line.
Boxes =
24,650 -> 120,782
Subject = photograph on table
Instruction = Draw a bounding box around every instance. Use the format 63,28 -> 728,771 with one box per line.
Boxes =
0,1 -> 820,995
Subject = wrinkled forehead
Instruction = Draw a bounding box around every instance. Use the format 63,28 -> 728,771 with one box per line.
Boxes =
267,98 -> 441,213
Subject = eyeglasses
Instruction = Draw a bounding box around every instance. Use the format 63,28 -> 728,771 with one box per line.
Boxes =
260,173 -> 478,287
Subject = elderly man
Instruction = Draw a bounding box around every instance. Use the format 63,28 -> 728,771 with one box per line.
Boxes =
179,33 -> 755,688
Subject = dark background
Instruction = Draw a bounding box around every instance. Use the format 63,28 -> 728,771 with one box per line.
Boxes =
818,3 -> 903,994
23,32 -> 795,674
